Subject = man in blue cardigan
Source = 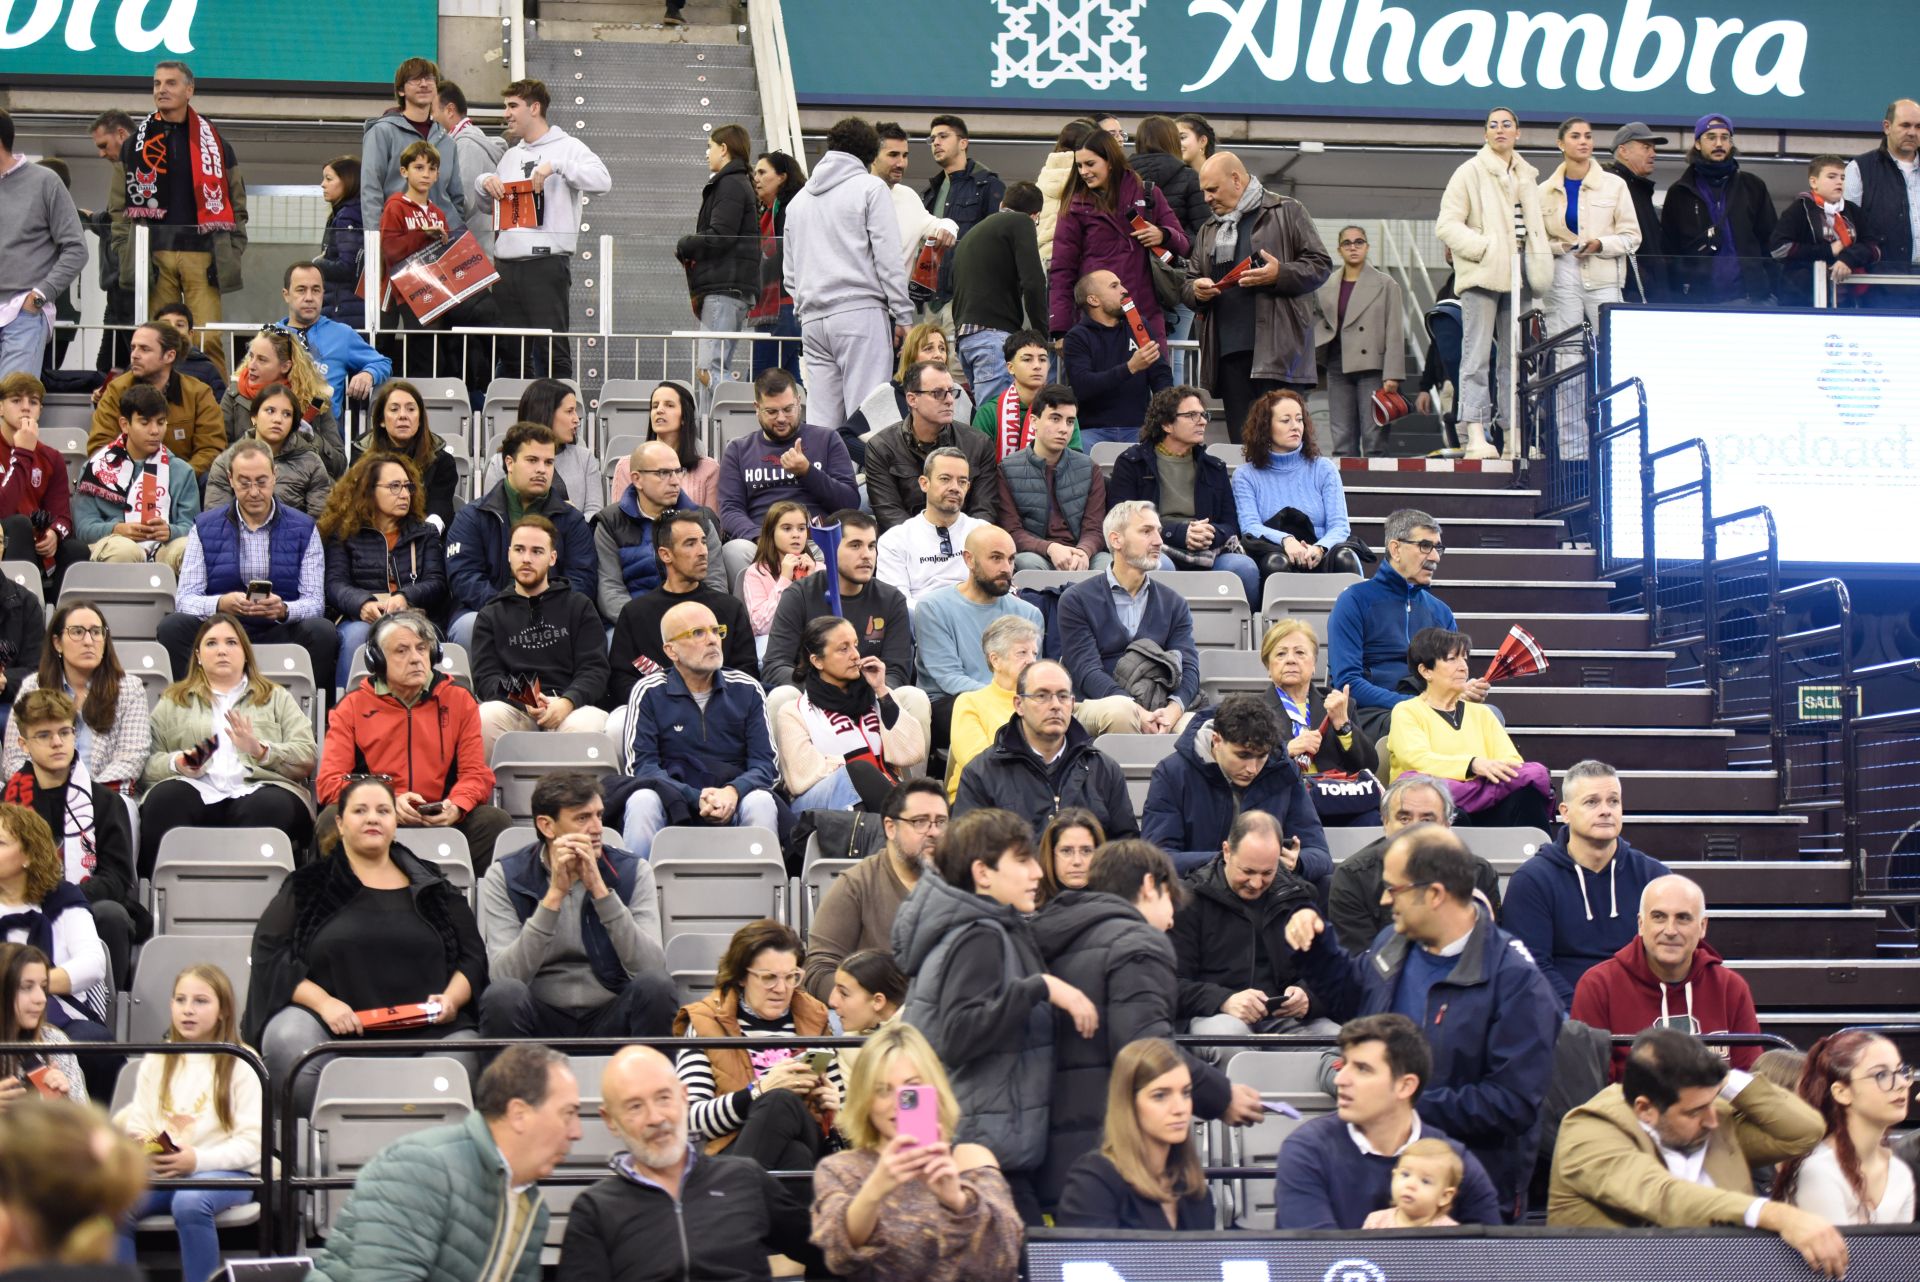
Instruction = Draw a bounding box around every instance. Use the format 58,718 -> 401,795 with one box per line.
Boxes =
1056,500 -> 1199,735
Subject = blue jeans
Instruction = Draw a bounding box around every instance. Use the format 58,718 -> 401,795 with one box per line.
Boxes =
792,767 -> 863,813
1166,304 -> 1196,382
751,303 -> 803,381
956,329 -> 1011,406
1160,550 -> 1261,609
1080,425 -> 1141,448
336,619 -> 372,692
698,294 -> 751,418
621,785 -> 781,859
447,610 -> 477,650
120,1175 -> 254,1282
0,305 -> 51,379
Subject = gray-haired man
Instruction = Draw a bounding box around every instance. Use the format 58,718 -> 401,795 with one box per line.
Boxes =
1327,773 -> 1504,952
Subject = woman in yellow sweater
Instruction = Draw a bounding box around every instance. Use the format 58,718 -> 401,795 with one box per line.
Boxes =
1386,627 -> 1551,828
945,615 -> 1040,800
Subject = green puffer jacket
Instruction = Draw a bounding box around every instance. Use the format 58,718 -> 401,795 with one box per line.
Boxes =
308,1111 -> 547,1282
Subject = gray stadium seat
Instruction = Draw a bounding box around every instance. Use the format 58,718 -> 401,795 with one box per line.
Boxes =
115,641 -> 173,710
401,828 -> 475,903
1089,441 -> 1127,477
541,1052 -> 623,1252
112,1061 -> 264,1234
1219,1049 -> 1336,1229
480,377 -> 537,442
488,732 -> 619,819
600,433 -> 646,506
802,858 -> 859,931
150,828 -> 295,937
649,826 -> 781,865
1205,443 -> 1244,470
1463,826 -> 1554,877
595,379 -> 654,442
58,562 -> 178,641
1326,825 -> 1387,864
1153,570 -> 1254,651
121,934 -> 253,1043
39,399 -> 94,433
654,855 -> 788,941
708,381 -> 760,457
1,561 -> 42,608
493,826 -> 540,870
1198,649 -> 1270,708
1092,733 -> 1180,815
664,932 -> 730,1006
306,1056 -> 472,1237
414,377 -> 473,450
254,643 -> 323,739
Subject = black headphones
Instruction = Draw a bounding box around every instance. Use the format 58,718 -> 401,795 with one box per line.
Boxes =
363,612 -> 446,682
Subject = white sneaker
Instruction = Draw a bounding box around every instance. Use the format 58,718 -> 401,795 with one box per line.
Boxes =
1462,421 -> 1498,460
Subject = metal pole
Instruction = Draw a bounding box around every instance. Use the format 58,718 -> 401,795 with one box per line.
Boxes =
133,224 -> 150,323
507,0 -> 526,80
1506,246 -> 1522,460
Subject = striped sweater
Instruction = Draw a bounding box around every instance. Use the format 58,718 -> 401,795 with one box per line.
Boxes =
674,1004 -> 847,1143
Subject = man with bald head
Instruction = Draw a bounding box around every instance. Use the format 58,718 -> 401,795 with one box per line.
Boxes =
913,523 -> 1044,750
1846,98 -> 1920,299
1064,268 -> 1172,445
617,598 -> 778,861
1573,874 -> 1761,1079
593,437 -> 725,621
560,1046 -> 820,1277
1182,152 -> 1329,443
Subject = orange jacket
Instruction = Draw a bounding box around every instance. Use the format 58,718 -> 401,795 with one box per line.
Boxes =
317,673 -> 494,814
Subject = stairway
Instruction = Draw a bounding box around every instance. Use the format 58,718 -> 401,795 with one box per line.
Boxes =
523,0 -> 762,395
1343,458 -> 1920,1057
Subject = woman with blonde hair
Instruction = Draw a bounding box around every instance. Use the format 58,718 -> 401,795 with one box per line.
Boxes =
0,1099 -> 147,1272
1261,617 -> 1374,776
811,1021 -> 1022,1282
1056,1037 -> 1212,1229
216,326 -> 345,476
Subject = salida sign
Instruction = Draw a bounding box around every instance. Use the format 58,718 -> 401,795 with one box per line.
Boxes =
786,0 -> 1885,131
0,0 -> 438,88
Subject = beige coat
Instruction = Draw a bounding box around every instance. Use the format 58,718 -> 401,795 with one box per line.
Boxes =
1311,265 -> 1408,381
773,693 -> 928,798
1547,1076 -> 1823,1228
1035,150 -> 1076,268
1436,145 -> 1554,296
1538,162 -> 1642,291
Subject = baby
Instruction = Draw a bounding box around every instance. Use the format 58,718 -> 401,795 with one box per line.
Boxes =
1362,1138 -> 1462,1229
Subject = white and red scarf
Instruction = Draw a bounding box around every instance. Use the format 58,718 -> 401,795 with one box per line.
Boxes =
77,435 -> 177,553
795,693 -> 889,775
993,387 -> 1033,461
124,108 -> 236,230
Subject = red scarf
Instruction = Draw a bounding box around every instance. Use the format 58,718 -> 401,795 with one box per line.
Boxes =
124,108 -> 235,230
1809,193 -> 1857,249
235,365 -> 320,422
993,386 -> 1032,461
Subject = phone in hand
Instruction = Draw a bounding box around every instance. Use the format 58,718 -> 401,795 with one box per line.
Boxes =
180,736 -> 218,770
415,801 -> 445,818
25,1065 -> 62,1099
895,1084 -> 939,1147
803,1049 -> 834,1076
247,579 -> 273,602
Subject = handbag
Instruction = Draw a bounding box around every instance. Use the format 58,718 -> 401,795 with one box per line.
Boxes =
1304,769 -> 1386,820
1135,179 -> 1188,313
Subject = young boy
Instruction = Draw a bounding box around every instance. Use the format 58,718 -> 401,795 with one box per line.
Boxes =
71,383 -> 200,570
971,329 -> 1079,458
0,372 -> 88,589
1363,1137 -> 1463,1229
1769,155 -> 1881,306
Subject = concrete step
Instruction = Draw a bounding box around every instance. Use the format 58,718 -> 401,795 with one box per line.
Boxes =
1568,770 -> 1780,814
1758,1015 -> 1920,1060
1633,817 -> 1808,861
1475,650 -> 1674,690
1669,860 -> 1849,904
1441,579 -> 1617,613
1708,909 -> 1885,960
1489,686 -> 1710,728
1455,612 -> 1650,650
1368,546 -> 1595,581
1344,485 -> 1543,521
1511,726 -> 1732,771
1335,459 -> 1521,489
1351,514 -> 1563,549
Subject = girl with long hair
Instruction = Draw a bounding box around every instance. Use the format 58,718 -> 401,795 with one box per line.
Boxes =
204,382 -> 335,517
742,501 -> 818,647
1056,1037 -> 1211,1229
1048,128 -> 1190,350
0,942 -> 85,1104
113,963 -> 262,1280
1776,1031 -> 1915,1223
683,123 -> 762,420
1,603 -> 148,789
319,452 -> 448,691
359,380 -> 459,531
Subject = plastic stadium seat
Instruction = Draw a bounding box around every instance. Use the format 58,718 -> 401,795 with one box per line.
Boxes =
1092,733 -> 1180,815
306,1057 -> 472,1237
413,377 -> 473,450
254,643 -> 323,739
1205,443 -> 1244,470
803,858 -> 859,931
1088,441 -> 1128,477
111,1063 -> 264,1234
1154,570 -> 1254,651
480,377 -> 537,441
400,828 -> 475,903
1198,649 -> 1270,708
489,732 -> 620,819
1219,1049 -> 1337,1229
121,934 -> 253,1043
113,641 -> 173,710
600,433 -> 646,506
1326,825 -> 1387,864
493,826 -> 540,870
649,826 -> 780,865
39,398 -> 94,433
1463,826 -> 1554,877
1260,571 -> 1363,627
150,828 -> 295,937
58,562 -> 178,641
595,379 -> 654,442
664,932 -> 730,1005
540,1052 -> 624,1252
1,561 -> 42,608
454,454 -> 474,503
654,855 -> 788,941
346,641 -> 471,692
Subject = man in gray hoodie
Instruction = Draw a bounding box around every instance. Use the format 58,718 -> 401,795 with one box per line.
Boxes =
437,81 -> 508,256
781,117 -> 914,424
360,56 -> 468,238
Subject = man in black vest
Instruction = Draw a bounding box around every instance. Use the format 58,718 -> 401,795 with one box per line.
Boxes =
476,771 -> 677,1041
1845,98 -> 1920,304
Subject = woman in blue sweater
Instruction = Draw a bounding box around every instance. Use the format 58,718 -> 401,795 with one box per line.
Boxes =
1231,390 -> 1363,579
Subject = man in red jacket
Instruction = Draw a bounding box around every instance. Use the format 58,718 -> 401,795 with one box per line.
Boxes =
1571,873 -> 1761,1079
0,372 -> 87,592
317,609 -> 513,870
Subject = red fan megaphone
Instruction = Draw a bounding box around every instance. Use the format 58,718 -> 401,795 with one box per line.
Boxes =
1484,625 -> 1548,684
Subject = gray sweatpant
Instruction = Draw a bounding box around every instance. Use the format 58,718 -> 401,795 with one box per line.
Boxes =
801,306 -> 895,424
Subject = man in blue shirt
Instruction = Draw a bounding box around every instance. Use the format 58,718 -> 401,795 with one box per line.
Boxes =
280,262 -> 390,420
1283,824 -> 1561,1218
1276,1013 -> 1504,1228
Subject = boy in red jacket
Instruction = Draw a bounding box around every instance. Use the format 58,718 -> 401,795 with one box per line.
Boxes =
1570,872 -> 1762,1080
0,372 -> 87,591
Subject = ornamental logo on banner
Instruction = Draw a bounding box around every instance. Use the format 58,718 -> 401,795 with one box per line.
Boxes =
993,0 -> 1149,91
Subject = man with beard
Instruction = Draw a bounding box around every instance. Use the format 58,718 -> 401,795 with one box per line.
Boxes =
802,778 -> 946,1000
559,1046 -> 821,1279
1661,114 -> 1779,304
912,525 -> 1042,751
1057,501 -> 1199,736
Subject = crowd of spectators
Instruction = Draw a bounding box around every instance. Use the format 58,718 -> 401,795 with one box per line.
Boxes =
3,60 -> 1918,1282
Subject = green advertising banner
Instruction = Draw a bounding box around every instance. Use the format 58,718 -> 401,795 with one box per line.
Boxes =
788,0 -> 1889,131
0,0 -> 438,89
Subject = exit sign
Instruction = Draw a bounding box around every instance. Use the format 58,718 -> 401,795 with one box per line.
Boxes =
1797,685 -> 1860,721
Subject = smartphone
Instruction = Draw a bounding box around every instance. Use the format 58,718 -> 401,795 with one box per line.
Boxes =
803,1049 -> 834,1075
181,735 -> 218,769
247,579 -> 272,601
895,1084 -> 939,1147
1261,1099 -> 1303,1120
415,801 -> 445,818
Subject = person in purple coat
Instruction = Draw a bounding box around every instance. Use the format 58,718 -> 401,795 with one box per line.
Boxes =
1048,131 -> 1191,349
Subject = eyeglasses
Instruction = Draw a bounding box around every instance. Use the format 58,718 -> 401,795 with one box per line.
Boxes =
666,624 -> 728,644
745,968 -> 804,988
62,625 -> 106,640
375,481 -> 419,495
892,814 -> 949,832
26,728 -> 76,745
1381,879 -> 1435,900
1393,537 -> 1445,555
910,387 -> 962,401
1021,690 -> 1075,705
1339,238 -> 1369,248
1172,409 -> 1210,422
636,467 -> 687,479
232,476 -> 276,492
1853,1064 -> 1916,1092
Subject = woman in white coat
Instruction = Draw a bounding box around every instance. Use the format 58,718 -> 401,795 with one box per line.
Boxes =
1434,106 -> 1553,460
1538,117 -> 1641,461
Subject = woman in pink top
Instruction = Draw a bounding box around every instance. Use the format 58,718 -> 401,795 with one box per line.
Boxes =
608,381 -> 720,512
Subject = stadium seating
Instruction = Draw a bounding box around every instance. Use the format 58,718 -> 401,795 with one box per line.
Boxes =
254,643 -> 324,739
654,852 -> 789,940
594,379 -> 654,442
489,732 -> 620,820
1217,1049 -> 1335,1230
112,1059 -> 265,1235
801,857 -> 858,931
149,827 -> 295,937
59,562 -> 178,641
402,827 -> 476,903
2,560 -> 42,607
664,932 -> 730,1005
305,1057 -> 473,1237
121,934 -> 253,1043
1093,733 -> 1179,814
413,377 -> 473,452
114,640 -> 173,709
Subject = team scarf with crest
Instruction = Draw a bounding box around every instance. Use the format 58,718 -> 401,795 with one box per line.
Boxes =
993,386 -> 1034,461
124,108 -> 236,230
3,758 -> 98,888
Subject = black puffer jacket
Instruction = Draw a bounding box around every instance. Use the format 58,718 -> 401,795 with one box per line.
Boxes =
1031,889 -> 1233,1209
1130,150 -> 1210,240
677,158 -> 760,303
952,715 -> 1138,841
0,577 -> 46,710
323,516 -> 449,622
1170,854 -> 1323,1022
